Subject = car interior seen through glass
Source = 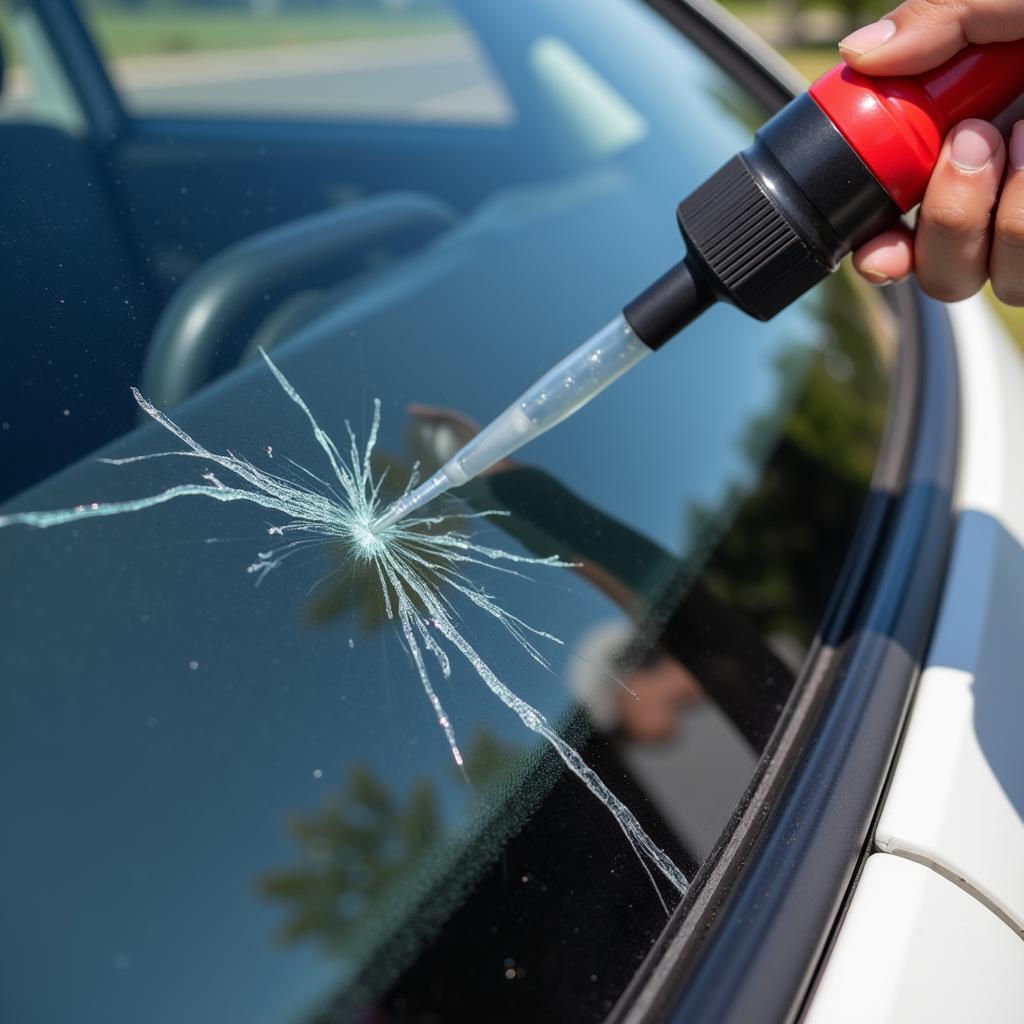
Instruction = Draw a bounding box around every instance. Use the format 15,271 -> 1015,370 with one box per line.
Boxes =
0,1 -> 895,1021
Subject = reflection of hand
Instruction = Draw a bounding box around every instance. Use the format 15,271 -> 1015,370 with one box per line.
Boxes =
840,0 -> 1024,305
618,655 -> 703,743
407,403 -> 519,476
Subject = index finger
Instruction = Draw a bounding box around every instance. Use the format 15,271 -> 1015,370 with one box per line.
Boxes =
839,0 -> 1024,76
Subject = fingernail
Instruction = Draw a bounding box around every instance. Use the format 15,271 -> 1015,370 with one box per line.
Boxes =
950,122 -> 997,172
1011,122 -> 1024,171
839,19 -> 896,56
860,265 -> 893,285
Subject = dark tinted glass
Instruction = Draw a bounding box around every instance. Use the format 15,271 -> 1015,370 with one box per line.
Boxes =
0,1 -> 893,1021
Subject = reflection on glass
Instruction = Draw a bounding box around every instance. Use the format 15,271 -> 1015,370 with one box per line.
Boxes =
259,728 -> 521,956
85,0 -> 515,123
0,0 -> 895,1018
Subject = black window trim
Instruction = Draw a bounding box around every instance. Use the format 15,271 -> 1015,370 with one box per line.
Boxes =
617,2 -> 960,1021
24,0 -> 125,138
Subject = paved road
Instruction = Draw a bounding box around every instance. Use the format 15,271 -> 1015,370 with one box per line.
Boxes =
1,33 -> 512,123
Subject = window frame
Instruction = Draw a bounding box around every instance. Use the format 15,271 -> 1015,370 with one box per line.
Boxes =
22,0 -> 124,136
610,4 -> 959,1022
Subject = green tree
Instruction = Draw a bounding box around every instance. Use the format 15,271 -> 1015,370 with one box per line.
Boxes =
687,270 -> 890,645
259,729 -> 521,954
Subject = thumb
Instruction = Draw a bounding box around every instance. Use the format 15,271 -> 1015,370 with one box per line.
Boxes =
839,0 -> 1024,76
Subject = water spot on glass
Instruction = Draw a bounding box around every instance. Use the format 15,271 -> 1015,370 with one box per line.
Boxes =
824,346 -> 855,383
188,660 -> 199,671
313,768 -> 323,780
503,957 -> 524,980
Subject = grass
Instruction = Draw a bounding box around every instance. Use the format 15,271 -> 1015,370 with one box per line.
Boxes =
0,8 -> 457,65
779,45 -> 840,81
88,10 -> 457,58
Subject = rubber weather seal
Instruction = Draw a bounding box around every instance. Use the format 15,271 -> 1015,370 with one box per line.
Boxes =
613,272 -> 958,1023
642,0 -> 808,109
606,6 -> 960,1019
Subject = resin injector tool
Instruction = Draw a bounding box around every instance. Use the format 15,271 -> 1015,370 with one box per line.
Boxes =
374,42 -> 1024,532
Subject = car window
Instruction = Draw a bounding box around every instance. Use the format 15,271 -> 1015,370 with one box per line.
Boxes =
0,1 -> 895,1022
81,0 -> 514,123
0,1 -> 84,130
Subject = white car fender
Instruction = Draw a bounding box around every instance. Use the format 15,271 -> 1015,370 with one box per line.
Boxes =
805,293 -> 1024,1021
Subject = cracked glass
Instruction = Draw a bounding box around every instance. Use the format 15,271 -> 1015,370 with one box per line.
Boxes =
0,0 -> 894,1021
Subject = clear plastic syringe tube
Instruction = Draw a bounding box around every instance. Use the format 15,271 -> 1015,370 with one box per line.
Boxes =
373,314 -> 649,530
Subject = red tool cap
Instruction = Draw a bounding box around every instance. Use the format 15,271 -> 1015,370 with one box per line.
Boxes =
810,41 -> 1024,211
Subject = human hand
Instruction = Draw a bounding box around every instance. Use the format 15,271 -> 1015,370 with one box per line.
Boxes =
406,404 -> 519,476
617,654 -> 703,743
839,0 -> 1024,304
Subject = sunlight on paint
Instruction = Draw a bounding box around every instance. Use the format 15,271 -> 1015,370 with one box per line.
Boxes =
0,351 -> 688,900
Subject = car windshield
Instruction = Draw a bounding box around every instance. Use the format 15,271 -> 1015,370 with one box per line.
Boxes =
0,1 -> 893,1021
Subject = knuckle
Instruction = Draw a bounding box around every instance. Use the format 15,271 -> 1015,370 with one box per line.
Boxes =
920,203 -> 990,243
923,278 -> 981,302
995,213 -> 1024,250
993,280 -> 1024,306
917,258 -> 984,302
902,0 -> 969,37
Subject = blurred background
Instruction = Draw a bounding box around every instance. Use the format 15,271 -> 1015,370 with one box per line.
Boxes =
1,0 -> 1021,341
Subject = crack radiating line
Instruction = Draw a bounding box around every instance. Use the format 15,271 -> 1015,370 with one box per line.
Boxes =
0,352 -> 688,898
